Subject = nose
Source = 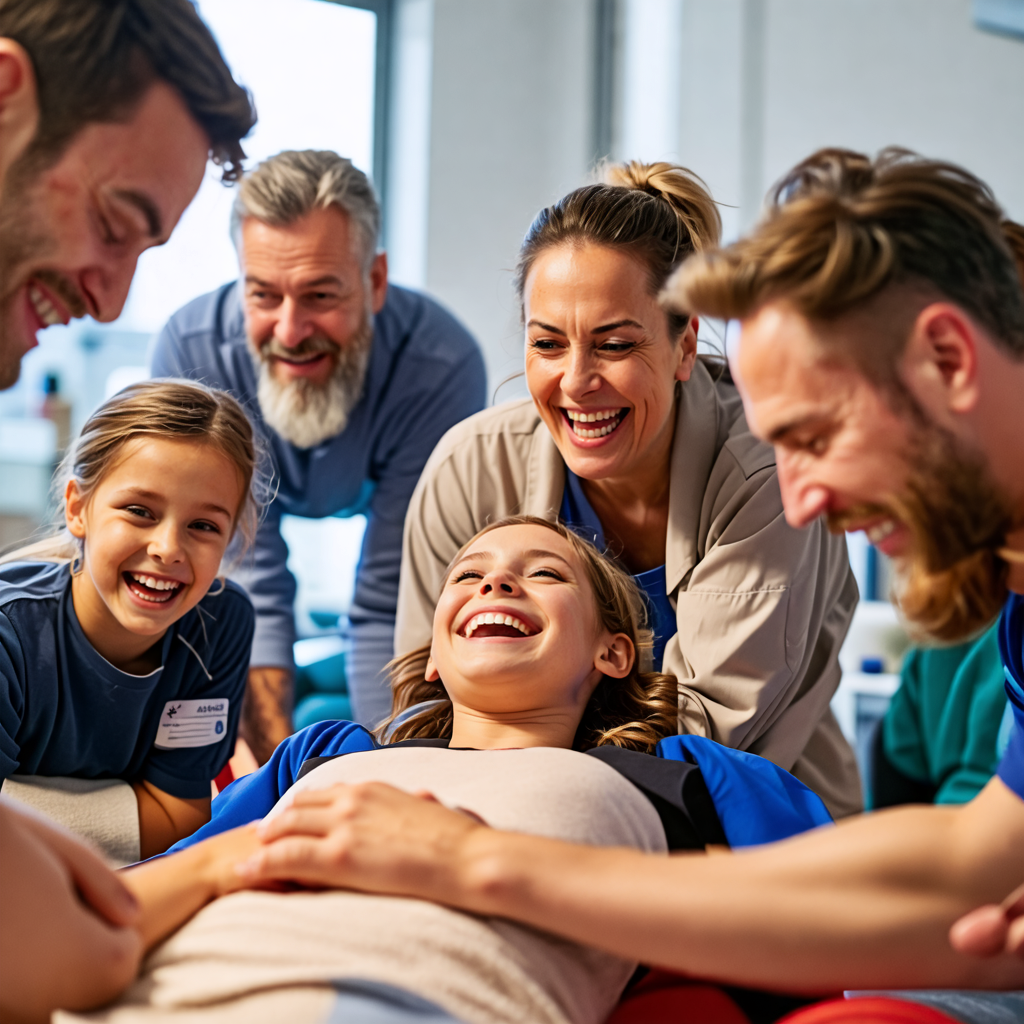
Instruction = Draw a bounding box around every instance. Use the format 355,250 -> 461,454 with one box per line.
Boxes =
148,519 -> 186,565
273,296 -> 315,349
560,345 -> 601,401
79,253 -> 140,322
478,569 -> 521,597
776,453 -> 831,529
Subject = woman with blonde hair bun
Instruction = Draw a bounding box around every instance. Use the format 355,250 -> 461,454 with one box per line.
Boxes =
397,160 -> 862,818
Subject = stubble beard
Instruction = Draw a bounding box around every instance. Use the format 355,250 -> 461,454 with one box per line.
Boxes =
0,154 -> 49,390
253,315 -> 374,449
829,419 -> 1013,642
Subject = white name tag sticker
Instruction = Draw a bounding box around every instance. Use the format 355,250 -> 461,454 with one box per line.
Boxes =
154,698 -> 230,750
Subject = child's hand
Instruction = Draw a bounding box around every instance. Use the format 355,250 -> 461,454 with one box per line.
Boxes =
235,782 -> 485,901
199,823 -> 267,897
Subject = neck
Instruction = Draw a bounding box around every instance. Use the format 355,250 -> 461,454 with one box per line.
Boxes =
71,572 -> 165,674
448,704 -> 583,750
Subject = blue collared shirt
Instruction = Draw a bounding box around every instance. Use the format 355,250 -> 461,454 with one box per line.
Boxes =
151,281 -> 486,723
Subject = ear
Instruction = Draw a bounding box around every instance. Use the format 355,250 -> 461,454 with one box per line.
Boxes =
594,632 -> 634,680
424,650 -> 440,682
0,40 -> 40,183
901,303 -> 980,416
64,479 -> 88,540
369,251 -> 388,314
673,316 -> 699,383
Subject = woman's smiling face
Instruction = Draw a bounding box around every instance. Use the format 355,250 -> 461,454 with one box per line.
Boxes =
66,437 -> 244,670
523,242 -> 698,483
427,523 -> 630,718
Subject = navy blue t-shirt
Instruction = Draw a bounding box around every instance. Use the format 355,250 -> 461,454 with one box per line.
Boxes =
996,593 -> 1024,801
0,561 -> 254,799
560,470 -> 677,669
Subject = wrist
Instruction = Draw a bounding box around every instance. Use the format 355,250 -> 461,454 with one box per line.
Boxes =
452,827 -> 526,917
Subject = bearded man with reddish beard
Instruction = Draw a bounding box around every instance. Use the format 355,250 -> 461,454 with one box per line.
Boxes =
235,150 -> 1024,1022
152,150 -> 486,762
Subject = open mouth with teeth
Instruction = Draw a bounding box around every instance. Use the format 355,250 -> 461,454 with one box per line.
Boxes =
123,572 -> 185,605
28,282 -> 71,329
562,408 -> 628,440
459,612 -> 538,639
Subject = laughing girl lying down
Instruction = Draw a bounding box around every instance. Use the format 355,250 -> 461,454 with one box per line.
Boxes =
69,517 -> 748,1024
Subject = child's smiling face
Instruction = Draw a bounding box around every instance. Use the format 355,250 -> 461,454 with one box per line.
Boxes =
428,523 -> 632,721
65,437 -> 244,671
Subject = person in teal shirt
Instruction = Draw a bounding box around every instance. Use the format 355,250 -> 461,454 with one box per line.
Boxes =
873,623 -> 1010,807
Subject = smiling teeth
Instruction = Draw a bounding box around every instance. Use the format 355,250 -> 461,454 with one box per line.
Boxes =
463,613 -> 533,638
28,285 -> 62,327
566,409 -> 623,438
866,520 -> 897,544
130,573 -> 181,592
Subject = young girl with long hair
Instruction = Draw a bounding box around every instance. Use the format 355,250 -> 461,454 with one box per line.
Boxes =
0,379 -> 260,857
78,517 -> 723,1024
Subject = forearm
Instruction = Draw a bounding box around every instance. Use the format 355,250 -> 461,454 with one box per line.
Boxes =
132,782 -> 210,859
120,824 -> 259,951
449,791 -> 1024,991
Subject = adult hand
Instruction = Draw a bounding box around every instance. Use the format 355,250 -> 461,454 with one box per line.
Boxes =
0,800 -> 142,1022
242,666 -> 294,765
236,782 -> 484,901
949,883 -> 1024,959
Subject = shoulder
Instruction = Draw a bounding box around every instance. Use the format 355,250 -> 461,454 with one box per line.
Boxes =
161,282 -> 241,342
706,372 -> 777,482
422,398 -> 543,475
0,561 -> 68,613
194,578 -> 254,627
377,285 -> 482,367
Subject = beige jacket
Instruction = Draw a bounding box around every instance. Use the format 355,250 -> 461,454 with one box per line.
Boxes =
396,361 -> 862,817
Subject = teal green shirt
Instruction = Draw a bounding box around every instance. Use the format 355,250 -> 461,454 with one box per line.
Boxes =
880,622 -> 1008,806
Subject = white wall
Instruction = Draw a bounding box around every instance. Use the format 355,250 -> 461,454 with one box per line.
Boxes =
387,0 -> 598,398
386,0 -> 1024,392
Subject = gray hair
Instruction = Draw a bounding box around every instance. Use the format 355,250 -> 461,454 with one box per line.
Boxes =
231,150 -> 381,269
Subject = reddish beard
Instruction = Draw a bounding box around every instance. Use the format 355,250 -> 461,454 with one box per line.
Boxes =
828,422 -> 1012,642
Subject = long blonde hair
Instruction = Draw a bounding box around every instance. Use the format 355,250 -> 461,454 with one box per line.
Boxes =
377,516 -> 678,753
1,379 -> 263,566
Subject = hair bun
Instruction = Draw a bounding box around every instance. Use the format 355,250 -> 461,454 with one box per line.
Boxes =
600,159 -> 722,253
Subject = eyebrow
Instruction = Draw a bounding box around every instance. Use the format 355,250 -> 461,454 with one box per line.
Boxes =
764,415 -> 825,445
526,318 -> 644,335
113,488 -> 233,519
452,549 -> 575,569
244,275 -> 346,290
112,189 -> 163,239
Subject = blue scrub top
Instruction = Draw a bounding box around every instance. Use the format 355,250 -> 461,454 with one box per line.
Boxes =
0,561 -> 253,798
996,593 -> 1024,801
559,471 -> 677,670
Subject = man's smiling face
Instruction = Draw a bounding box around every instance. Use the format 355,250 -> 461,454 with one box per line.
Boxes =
0,81 -> 208,388
733,300 -> 1014,639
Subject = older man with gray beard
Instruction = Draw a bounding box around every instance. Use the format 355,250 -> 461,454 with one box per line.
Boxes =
152,150 -> 485,762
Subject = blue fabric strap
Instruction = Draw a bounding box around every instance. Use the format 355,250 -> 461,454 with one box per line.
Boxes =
657,734 -> 833,847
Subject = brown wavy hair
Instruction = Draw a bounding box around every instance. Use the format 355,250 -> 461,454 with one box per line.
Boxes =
516,160 -> 722,339
377,516 -> 678,753
665,147 -> 1024,642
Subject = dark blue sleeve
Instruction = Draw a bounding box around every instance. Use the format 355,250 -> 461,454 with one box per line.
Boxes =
142,588 -> 254,799
0,611 -> 26,778
163,719 -> 376,853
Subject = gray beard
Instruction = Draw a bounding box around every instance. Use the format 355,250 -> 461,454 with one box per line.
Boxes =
254,321 -> 373,449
